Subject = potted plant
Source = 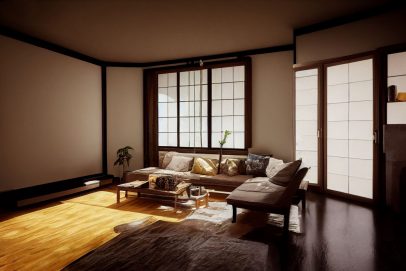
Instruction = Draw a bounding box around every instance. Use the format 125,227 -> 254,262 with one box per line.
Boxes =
218,130 -> 232,173
114,146 -> 134,181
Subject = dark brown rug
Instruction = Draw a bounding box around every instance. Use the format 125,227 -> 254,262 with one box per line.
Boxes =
63,220 -> 269,271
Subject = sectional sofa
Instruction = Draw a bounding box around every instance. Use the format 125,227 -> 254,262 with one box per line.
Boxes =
124,151 -> 308,207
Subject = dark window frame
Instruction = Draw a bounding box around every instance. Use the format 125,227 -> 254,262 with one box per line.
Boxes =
144,58 -> 252,166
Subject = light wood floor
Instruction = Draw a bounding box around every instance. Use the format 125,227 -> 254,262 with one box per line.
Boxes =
0,186 -> 203,271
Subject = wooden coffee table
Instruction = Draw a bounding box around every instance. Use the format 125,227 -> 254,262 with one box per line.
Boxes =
116,180 -> 191,209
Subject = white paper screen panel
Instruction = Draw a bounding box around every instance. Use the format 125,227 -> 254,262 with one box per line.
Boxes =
179,70 -> 208,148
326,59 -> 373,199
158,73 -> 178,146
211,66 -> 245,149
295,68 -> 318,184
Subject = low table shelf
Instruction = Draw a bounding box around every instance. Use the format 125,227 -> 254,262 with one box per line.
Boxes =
116,180 -> 191,209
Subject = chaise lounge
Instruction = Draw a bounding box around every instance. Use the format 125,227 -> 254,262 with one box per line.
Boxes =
227,165 -> 308,233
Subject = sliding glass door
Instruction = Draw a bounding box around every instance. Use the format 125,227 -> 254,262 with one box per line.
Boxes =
326,58 -> 374,199
295,68 -> 320,186
295,55 -> 376,201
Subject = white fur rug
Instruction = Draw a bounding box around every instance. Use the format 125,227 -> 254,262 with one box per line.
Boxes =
186,201 -> 301,233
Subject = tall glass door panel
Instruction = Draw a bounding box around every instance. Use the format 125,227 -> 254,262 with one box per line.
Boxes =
295,68 -> 319,185
326,59 -> 374,199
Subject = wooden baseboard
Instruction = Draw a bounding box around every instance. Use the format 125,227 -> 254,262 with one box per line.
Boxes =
16,178 -> 113,207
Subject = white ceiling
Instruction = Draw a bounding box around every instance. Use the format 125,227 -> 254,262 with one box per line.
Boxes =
0,0 -> 391,62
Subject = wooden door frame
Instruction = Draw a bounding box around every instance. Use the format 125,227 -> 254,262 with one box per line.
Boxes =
294,52 -> 379,204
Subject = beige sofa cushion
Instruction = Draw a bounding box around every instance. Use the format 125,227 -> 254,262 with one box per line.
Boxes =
198,174 -> 253,188
159,151 -> 247,167
226,179 -> 286,208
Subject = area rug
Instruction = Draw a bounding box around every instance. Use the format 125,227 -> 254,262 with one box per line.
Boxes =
269,205 -> 301,233
186,201 -> 301,233
64,221 -> 269,271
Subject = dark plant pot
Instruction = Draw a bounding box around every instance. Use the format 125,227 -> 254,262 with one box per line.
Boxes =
121,170 -> 131,183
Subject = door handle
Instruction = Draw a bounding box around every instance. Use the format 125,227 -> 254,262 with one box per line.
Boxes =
373,130 -> 378,144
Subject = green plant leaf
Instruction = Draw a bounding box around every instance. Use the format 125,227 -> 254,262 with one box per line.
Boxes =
115,146 -> 134,167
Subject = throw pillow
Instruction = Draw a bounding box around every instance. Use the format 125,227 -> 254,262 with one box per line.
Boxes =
270,159 -> 302,186
165,156 -> 194,172
220,159 -> 240,176
191,157 -> 218,176
148,174 -> 158,189
158,152 -> 166,168
245,153 -> 270,177
161,151 -> 179,169
265,157 -> 284,178
238,158 -> 247,175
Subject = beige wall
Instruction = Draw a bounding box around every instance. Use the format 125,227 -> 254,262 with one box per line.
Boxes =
0,35 -> 102,192
0,32 -> 294,192
250,51 -> 294,161
107,67 -> 144,177
297,9 -> 406,64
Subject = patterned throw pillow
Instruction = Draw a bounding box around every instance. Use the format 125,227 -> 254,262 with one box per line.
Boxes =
270,159 -> 302,186
220,159 -> 241,176
191,157 -> 219,176
165,156 -> 194,172
245,153 -> 270,177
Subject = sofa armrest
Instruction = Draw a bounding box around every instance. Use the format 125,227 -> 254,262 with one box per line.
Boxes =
124,167 -> 160,182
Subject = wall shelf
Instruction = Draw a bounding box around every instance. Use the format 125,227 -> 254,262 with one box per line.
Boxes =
387,101 -> 406,124
387,51 -> 406,124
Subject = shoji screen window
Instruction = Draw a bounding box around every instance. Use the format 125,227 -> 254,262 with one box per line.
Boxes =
179,70 -> 208,147
158,73 -> 178,146
295,69 -> 319,184
211,66 -> 245,149
326,59 -> 373,199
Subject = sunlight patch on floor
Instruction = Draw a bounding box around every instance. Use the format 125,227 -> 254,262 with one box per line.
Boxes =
0,187 -> 194,271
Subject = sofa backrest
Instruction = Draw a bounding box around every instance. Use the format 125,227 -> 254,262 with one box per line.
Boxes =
278,167 -> 309,208
158,151 -> 248,169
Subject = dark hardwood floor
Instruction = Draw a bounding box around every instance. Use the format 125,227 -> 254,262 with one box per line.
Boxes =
1,187 -> 405,271
242,192 -> 406,271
